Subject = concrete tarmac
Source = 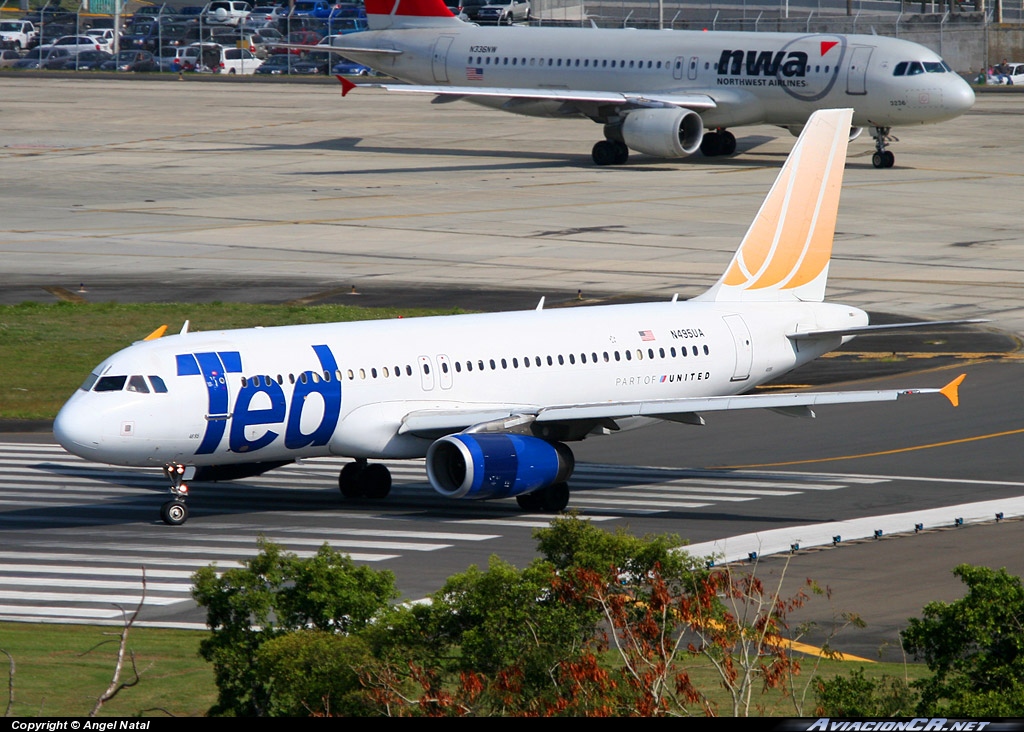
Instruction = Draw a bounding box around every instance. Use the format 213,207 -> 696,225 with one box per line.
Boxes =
2,77 -> 1022,336
2,76 -> 1023,664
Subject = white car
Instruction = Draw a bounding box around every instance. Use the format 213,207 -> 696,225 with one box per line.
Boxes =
188,42 -> 263,74
201,1 -> 253,26
85,28 -> 116,53
42,35 -> 102,55
986,61 -> 1024,85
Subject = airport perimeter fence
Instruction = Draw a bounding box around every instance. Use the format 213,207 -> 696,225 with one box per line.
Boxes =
3,0 -> 1021,72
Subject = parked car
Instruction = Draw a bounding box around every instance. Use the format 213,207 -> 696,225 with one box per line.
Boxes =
0,20 -> 38,50
321,17 -> 366,35
202,0 -> 253,26
271,28 -> 322,54
85,28 -> 117,53
157,45 -> 200,71
187,42 -> 263,73
58,49 -> 114,70
331,56 -> 375,76
476,0 -> 529,24
986,61 -> 1024,85
41,35 -> 102,55
0,48 -> 22,67
242,27 -> 284,57
257,51 -> 324,74
100,49 -> 161,72
329,3 -> 367,19
459,0 -> 488,20
12,46 -> 71,69
290,0 -> 332,18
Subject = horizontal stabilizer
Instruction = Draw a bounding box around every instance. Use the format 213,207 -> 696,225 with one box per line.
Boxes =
787,319 -> 988,340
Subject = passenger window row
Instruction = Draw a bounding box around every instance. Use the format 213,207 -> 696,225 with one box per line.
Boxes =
238,342 -> 712,386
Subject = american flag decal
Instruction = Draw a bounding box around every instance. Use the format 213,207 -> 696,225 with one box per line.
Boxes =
639,330 -> 655,341
466,67 -> 484,80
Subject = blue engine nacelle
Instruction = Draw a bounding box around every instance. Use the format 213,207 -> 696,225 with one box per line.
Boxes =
425,433 -> 575,500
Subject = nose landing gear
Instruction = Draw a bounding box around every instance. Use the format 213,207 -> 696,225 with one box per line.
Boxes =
871,126 -> 897,168
160,462 -> 191,525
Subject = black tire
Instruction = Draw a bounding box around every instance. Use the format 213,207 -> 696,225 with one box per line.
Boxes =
882,150 -> 895,168
700,132 -> 722,157
362,463 -> 392,499
612,140 -> 629,165
541,482 -> 570,512
720,130 -> 737,156
339,461 -> 366,498
160,500 -> 188,526
872,151 -> 884,169
515,492 -> 544,511
592,140 -> 616,166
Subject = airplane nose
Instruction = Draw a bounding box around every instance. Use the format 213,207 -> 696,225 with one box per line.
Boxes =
54,394 -> 100,459
950,75 -> 976,112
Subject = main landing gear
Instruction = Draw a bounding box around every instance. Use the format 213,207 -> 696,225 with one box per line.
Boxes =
160,462 -> 190,526
700,129 -> 737,157
871,126 -> 896,168
514,482 -> 571,513
592,138 -> 630,166
338,459 -> 393,499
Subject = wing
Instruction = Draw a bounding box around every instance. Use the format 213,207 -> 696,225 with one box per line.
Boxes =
399,374 -> 966,438
360,82 -> 718,111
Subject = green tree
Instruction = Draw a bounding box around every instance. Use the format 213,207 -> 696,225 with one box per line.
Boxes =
192,537 -> 397,716
814,668 -> 918,716
255,631 -> 375,716
901,563 -> 1024,715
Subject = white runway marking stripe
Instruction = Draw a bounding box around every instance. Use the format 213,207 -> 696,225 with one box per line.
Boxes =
0,576 -> 192,592
0,606 -> 128,620
2,564 -> 196,579
1,590 -> 183,606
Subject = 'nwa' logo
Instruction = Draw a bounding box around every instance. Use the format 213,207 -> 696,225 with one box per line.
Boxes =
176,344 -> 341,456
717,49 -> 809,78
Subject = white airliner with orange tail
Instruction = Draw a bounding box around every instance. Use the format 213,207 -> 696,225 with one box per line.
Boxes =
326,0 -> 975,166
54,109 -> 974,525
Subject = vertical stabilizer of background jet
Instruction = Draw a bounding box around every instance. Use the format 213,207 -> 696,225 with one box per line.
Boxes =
695,107 -> 853,304
365,0 -> 461,30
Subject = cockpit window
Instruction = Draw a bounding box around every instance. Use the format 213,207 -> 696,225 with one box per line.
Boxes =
94,375 -> 127,392
894,60 -> 948,76
80,372 -> 100,391
149,375 -> 168,393
127,375 -> 150,393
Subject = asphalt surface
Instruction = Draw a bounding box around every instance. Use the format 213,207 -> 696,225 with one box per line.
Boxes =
1,77 -> 1023,665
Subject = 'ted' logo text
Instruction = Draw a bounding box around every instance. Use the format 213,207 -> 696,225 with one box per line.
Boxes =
177,345 -> 342,455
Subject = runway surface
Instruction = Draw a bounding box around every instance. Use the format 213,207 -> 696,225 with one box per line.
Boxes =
1,77 -> 1022,663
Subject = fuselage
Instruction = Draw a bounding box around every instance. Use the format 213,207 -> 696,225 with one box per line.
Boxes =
342,25 -> 975,128
53,299 -> 865,469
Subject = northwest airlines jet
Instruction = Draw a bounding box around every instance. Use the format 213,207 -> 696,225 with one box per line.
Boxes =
328,0 -> 976,166
54,109 -> 974,526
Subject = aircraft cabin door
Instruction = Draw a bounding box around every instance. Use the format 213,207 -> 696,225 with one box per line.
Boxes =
194,352 -> 233,422
687,56 -> 699,80
722,314 -> 753,382
432,35 -> 454,84
846,46 -> 873,95
436,354 -> 453,390
418,356 -> 436,391
673,55 -> 685,80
